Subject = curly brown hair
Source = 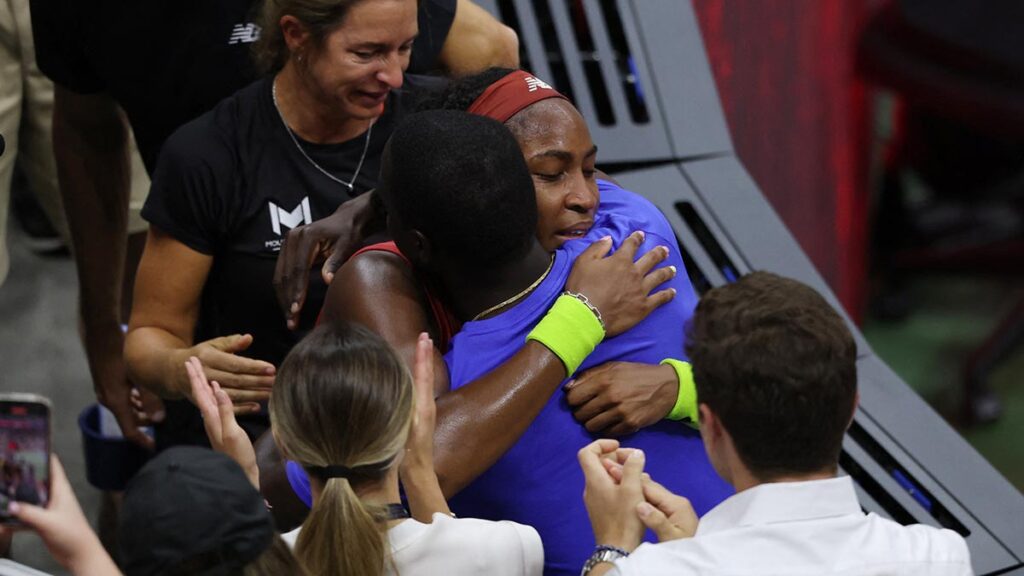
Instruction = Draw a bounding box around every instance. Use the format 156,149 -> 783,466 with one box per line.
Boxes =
685,271 -> 857,480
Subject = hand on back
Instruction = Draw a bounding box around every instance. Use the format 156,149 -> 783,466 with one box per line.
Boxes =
566,230 -> 677,337
565,361 -> 678,436
273,193 -> 377,330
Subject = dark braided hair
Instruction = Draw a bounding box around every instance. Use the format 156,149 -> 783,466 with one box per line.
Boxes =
417,67 -> 518,112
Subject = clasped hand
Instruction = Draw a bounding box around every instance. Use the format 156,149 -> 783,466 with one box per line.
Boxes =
578,439 -> 698,553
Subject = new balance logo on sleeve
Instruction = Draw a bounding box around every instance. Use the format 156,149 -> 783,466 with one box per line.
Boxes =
228,23 -> 261,45
525,76 -> 554,92
269,198 -> 312,236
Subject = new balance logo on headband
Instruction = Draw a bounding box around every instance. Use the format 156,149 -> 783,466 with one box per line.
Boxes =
269,198 -> 312,236
525,76 -> 554,92
228,23 -> 261,45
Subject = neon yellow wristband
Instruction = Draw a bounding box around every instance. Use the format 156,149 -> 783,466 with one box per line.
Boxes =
661,358 -> 698,427
527,294 -> 605,377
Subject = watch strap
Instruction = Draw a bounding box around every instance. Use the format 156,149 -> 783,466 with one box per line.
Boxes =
580,545 -> 629,575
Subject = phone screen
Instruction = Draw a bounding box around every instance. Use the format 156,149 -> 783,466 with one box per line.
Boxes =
0,400 -> 50,522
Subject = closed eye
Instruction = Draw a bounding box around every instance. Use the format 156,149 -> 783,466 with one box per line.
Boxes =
534,172 -> 563,182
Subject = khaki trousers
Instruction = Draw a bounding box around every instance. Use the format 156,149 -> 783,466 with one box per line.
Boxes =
0,0 -> 149,287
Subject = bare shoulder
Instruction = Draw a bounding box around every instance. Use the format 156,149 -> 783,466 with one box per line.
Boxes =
330,248 -> 422,300
339,250 -> 414,289
322,248 -> 424,324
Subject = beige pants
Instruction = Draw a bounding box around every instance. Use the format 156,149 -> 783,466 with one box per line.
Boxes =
0,0 -> 149,287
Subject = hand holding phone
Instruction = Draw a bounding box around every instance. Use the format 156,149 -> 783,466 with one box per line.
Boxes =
0,395 -> 120,575
3,455 -> 120,575
0,394 -> 51,524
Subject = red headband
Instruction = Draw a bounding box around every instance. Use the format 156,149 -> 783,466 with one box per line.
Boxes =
467,70 -> 569,123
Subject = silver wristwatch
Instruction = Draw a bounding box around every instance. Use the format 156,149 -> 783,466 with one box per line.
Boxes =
580,546 -> 629,575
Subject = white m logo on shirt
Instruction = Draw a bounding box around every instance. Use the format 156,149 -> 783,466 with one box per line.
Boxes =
269,198 -> 312,236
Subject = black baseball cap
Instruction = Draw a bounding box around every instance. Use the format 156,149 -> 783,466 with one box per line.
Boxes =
118,446 -> 275,576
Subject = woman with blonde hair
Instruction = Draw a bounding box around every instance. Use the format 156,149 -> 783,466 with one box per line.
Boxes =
188,321 -> 542,576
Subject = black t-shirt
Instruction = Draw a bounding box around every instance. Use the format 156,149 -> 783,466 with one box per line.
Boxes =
142,74 -> 442,448
31,0 -> 457,174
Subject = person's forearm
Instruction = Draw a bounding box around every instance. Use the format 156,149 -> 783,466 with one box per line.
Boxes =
439,0 -> 519,75
124,327 -> 191,399
68,536 -> 122,576
78,318 -> 127,398
72,557 -> 121,576
433,341 -> 565,497
52,88 -> 132,395
401,465 -> 451,522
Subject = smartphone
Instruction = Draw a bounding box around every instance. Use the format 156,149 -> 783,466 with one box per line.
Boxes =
0,394 -> 51,525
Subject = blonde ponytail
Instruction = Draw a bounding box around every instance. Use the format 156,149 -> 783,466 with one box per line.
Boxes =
271,322 -> 413,576
297,478 -> 389,576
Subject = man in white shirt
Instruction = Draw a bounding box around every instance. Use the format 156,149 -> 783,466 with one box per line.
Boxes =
578,271 -> 973,576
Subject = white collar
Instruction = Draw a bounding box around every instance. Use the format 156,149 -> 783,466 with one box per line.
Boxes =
696,476 -> 862,536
